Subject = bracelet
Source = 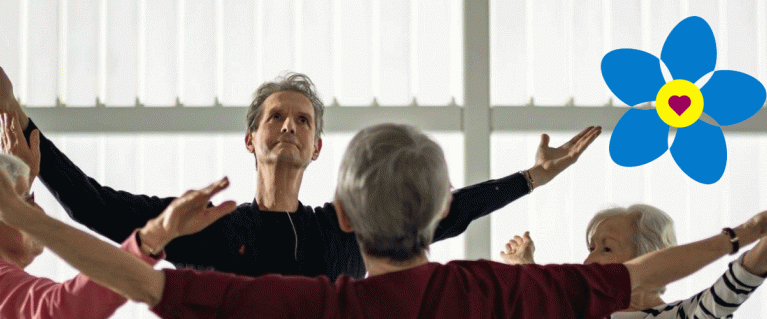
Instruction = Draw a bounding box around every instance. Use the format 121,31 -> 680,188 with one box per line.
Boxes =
520,170 -> 534,193
721,227 -> 740,255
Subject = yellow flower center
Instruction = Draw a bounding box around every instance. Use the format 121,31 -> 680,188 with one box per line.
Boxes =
655,79 -> 704,128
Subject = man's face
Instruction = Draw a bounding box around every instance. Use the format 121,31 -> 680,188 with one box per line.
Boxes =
0,178 -> 44,268
245,91 -> 322,169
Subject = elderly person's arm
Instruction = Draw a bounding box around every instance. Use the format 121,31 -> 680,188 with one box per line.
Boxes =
742,234 -> 767,276
0,168 -> 236,306
624,211 -> 767,294
433,126 -> 602,241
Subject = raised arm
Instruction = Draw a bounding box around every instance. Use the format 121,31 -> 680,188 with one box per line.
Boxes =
433,126 -> 601,240
0,66 -> 174,244
624,210 -> 767,293
0,167 -> 236,307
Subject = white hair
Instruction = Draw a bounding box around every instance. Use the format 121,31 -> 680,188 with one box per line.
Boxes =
586,204 -> 678,293
0,153 -> 30,190
335,123 -> 451,261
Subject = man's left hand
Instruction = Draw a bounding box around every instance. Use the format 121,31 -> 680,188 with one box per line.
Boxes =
527,126 -> 601,189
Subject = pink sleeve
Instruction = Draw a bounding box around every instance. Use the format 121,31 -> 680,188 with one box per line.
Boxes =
0,229 -> 164,319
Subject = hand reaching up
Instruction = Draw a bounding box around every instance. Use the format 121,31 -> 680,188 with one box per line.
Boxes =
500,231 -> 536,265
527,126 -> 601,189
138,177 -> 237,255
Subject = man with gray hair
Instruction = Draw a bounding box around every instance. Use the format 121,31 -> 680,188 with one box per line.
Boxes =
1,66 -> 601,281
502,204 -> 767,318
4,123 -> 767,318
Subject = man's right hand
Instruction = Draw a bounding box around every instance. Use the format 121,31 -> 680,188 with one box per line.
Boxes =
138,177 -> 237,256
0,66 -> 30,131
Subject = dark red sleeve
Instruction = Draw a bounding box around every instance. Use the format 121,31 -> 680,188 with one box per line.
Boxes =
152,269 -> 340,319
512,263 -> 631,318
466,261 -> 630,319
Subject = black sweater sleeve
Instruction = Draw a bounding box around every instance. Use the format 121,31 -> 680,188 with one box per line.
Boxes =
26,119 -> 176,244
433,173 -> 530,241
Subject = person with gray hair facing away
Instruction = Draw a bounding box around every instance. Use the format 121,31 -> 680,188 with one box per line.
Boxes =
0,65 -> 601,281
4,124 -> 767,318
0,151 -> 170,319
502,204 -> 767,318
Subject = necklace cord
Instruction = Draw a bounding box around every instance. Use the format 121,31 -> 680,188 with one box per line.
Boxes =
286,211 -> 298,260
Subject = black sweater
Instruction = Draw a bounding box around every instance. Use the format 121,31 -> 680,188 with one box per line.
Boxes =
27,120 -> 530,280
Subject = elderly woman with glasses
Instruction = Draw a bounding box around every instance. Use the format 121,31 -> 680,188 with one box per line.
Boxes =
502,204 -> 767,318
0,148 -> 166,318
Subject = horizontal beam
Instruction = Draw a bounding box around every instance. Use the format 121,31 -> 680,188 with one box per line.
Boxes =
24,105 -> 463,133
491,106 -> 767,133
23,105 -> 767,133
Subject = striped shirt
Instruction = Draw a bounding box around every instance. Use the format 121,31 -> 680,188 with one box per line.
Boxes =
610,253 -> 766,319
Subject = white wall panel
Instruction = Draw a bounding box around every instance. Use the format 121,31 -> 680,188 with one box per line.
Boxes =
106,0 -> 139,106
180,0 -> 216,106
490,0 -> 528,106
221,0 -> 257,106
416,0 -> 455,105
726,1 -> 759,78
66,0 -> 99,106
572,0 -> 608,106
377,0 -> 411,105
143,0 -> 178,105
261,0 -> 296,85
529,0 -> 569,106
0,0 -> 21,95
334,0 -> 372,105
298,0 -> 334,106
26,1 -> 58,106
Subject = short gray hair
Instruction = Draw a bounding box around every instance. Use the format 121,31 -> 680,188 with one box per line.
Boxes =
246,72 -> 324,138
335,123 -> 451,261
586,204 -> 677,293
0,153 -> 30,189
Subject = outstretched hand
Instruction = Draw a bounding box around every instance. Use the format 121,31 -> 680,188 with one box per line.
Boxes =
0,66 -> 29,130
1,113 -> 40,186
139,177 -> 237,254
500,231 -> 536,265
0,163 -> 44,227
527,126 -> 601,189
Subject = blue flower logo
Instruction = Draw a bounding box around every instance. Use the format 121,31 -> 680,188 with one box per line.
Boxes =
602,16 -> 766,184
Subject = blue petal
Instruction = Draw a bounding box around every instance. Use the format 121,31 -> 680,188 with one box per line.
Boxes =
670,121 -> 726,184
610,108 -> 669,167
701,70 -> 767,126
660,16 -> 717,82
602,49 -> 666,106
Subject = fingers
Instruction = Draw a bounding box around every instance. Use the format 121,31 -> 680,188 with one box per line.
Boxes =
0,66 -> 12,95
564,126 -> 594,146
538,134 -> 550,149
200,176 -> 230,198
1,113 -> 18,150
573,126 -> 601,154
30,129 -> 40,155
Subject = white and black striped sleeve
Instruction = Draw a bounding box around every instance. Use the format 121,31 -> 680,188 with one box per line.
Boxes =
610,252 -> 766,319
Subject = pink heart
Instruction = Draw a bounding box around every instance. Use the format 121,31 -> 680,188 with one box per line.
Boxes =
668,95 -> 691,116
